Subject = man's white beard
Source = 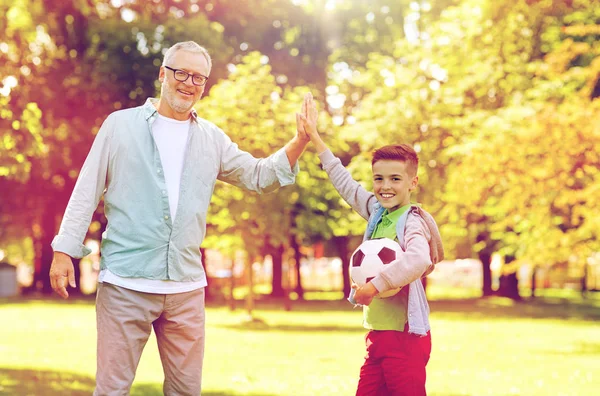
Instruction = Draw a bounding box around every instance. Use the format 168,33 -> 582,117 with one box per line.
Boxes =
163,81 -> 194,113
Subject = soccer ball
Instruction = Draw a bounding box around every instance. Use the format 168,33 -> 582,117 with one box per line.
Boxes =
350,238 -> 403,298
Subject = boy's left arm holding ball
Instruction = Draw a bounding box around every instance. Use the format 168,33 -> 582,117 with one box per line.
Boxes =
353,225 -> 432,306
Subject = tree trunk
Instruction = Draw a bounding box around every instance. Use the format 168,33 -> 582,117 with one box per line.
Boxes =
289,235 -> 304,300
530,266 -> 537,299
333,236 -> 351,299
40,200 -> 58,294
269,244 -> 285,297
498,255 -> 521,301
228,257 -> 236,311
25,221 -> 44,295
282,249 -> 291,312
581,262 -> 588,297
498,272 -> 521,300
245,255 -> 254,317
478,250 -> 494,297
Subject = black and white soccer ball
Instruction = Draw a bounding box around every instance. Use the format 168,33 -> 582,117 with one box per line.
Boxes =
350,238 -> 403,298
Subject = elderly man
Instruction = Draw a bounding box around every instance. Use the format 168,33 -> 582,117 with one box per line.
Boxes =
50,41 -> 309,395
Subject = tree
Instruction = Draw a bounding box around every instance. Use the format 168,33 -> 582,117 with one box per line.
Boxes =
442,0 -> 600,297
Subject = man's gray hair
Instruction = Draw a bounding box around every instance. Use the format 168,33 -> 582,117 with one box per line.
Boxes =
162,41 -> 212,73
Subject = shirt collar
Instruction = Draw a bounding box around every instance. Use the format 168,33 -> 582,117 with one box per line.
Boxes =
381,204 -> 412,226
143,97 -> 198,121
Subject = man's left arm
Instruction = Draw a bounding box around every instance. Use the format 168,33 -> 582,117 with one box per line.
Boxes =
216,95 -> 310,193
284,133 -> 310,170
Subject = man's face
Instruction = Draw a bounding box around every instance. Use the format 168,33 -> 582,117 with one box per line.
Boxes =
372,159 -> 418,212
159,50 -> 210,117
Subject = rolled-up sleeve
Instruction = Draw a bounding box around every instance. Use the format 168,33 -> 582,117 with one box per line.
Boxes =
217,131 -> 299,194
51,114 -> 114,258
271,146 -> 299,187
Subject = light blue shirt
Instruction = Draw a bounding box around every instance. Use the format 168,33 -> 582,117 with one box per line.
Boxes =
52,98 -> 298,281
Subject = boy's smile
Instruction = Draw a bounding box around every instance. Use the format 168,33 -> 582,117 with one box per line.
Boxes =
372,159 -> 418,212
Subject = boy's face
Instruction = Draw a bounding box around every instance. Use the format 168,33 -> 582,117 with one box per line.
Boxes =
372,160 -> 418,212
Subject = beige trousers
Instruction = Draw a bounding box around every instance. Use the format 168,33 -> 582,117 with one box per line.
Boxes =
94,283 -> 206,396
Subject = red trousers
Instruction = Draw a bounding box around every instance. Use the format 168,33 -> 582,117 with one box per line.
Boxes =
356,328 -> 431,396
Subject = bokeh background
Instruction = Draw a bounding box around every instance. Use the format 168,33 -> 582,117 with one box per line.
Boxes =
0,0 -> 599,395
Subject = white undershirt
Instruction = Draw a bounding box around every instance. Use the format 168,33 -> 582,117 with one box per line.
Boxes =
99,114 -> 206,294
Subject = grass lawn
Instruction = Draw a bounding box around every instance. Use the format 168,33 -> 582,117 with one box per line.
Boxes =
0,288 -> 599,395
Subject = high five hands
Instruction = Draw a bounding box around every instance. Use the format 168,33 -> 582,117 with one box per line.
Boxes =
296,93 -> 327,153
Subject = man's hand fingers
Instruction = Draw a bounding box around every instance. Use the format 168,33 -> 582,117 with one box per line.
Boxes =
67,267 -> 76,288
296,113 -> 305,130
50,273 -> 55,291
298,114 -> 315,137
55,277 -> 69,299
50,269 -> 59,290
296,114 -> 308,138
298,113 -> 309,129
56,287 -> 69,299
299,113 -> 313,127
302,95 -> 307,118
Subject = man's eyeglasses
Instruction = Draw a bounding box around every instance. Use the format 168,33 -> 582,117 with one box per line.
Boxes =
164,66 -> 208,86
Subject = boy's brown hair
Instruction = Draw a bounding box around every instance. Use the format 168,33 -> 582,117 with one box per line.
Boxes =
372,144 -> 419,177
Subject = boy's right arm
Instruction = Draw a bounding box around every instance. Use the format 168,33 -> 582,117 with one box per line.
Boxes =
298,95 -> 377,220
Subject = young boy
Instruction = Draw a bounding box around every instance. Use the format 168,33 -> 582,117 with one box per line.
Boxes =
297,94 -> 444,396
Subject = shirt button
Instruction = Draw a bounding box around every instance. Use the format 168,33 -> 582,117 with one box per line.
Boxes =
162,190 -> 167,195
157,169 -> 162,174
164,215 -> 169,220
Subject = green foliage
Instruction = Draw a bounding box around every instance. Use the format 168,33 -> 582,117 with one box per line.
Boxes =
438,0 -> 600,264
